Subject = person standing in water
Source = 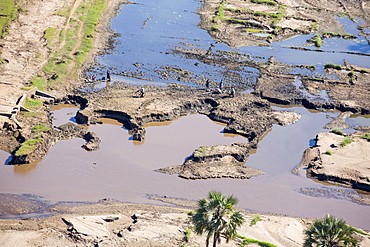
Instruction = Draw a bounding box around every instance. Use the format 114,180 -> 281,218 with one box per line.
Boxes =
107,70 -> 111,81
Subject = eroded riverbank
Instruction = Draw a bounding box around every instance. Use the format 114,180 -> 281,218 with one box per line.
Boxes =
1,0 -> 370,236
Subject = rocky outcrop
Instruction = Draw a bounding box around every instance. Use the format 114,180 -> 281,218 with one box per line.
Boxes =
156,143 -> 265,180
300,132 -> 370,192
324,112 -> 352,129
57,122 -> 101,151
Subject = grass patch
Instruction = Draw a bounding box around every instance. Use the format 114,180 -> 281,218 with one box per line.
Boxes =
24,98 -> 42,111
245,29 -> 264,32
361,133 -> 370,141
44,27 -> 58,46
32,124 -> 51,133
42,0 -> 107,87
0,0 -> 18,38
312,34 -> 322,47
324,150 -> 333,155
341,137 -> 353,147
15,137 -> 43,156
311,22 -> 318,30
237,235 -> 277,247
196,146 -> 207,153
324,63 -> 342,70
250,214 -> 261,226
20,111 -> 40,118
251,0 -> 277,6
331,129 -> 344,135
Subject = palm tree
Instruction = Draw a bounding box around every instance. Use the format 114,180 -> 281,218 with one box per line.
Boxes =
304,214 -> 359,247
192,191 -> 245,247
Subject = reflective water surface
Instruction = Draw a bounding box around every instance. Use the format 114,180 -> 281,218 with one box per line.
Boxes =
1,0 -> 370,229
1,107 -> 370,229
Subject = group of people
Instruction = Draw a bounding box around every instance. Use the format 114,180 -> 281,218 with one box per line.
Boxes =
87,71 -> 234,98
87,70 -> 111,82
206,79 -> 235,97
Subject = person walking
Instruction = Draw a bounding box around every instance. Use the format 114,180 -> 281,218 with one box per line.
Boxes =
219,79 -> 223,90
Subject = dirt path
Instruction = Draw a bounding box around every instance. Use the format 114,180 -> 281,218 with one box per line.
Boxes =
0,0 -> 75,125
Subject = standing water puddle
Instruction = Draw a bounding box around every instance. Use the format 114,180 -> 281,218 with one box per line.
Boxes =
1,105 -> 370,229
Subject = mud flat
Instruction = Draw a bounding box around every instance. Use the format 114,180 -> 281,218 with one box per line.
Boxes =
72,83 -> 300,179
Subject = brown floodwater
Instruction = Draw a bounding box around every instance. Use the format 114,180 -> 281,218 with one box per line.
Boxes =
1,106 -> 370,229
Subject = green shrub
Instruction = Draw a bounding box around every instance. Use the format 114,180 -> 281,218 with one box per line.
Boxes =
324,150 -> 333,155
250,214 -> 261,226
341,137 -> 353,147
183,228 -> 191,242
361,133 -> 370,141
331,129 -> 344,135
360,69 -> 367,73
187,210 -> 194,216
312,34 -> 322,47
210,25 -> 219,31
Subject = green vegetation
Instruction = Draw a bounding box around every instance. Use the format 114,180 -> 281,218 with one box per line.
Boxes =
211,24 -> 219,31
55,7 -> 71,17
361,133 -> 370,141
32,124 -> 51,133
15,137 -> 43,156
245,29 -> 264,32
304,214 -> 358,247
35,0 -> 107,90
187,210 -> 194,216
324,150 -> 333,155
44,27 -> 58,46
192,191 -> 245,247
250,0 -> 277,6
324,63 -> 342,70
351,226 -> 370,236
311,22 -> 318,30
0,0 -> 19,38
238,235 -> 277,247
212,1 -> 285,30
249,214 -> 261,226
24,98 -> 42,111
312,34 -> 322,47
331,129 -> 344,135
360,69 -> 367,73
341,137 -> 353,147
183,228 -> 191,242
196,146 -> 207,153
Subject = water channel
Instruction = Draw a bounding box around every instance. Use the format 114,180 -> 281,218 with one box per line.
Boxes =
1,0 -> 370,229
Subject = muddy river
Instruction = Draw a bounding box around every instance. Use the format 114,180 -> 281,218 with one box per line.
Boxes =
1,0 -> 370,229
